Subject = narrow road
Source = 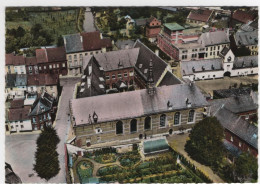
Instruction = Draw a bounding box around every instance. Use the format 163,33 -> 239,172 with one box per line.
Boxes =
167,134 -> 224,183
83,7 -> 97,32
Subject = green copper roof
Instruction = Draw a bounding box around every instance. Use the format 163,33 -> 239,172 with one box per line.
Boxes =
164,23 -> 185,31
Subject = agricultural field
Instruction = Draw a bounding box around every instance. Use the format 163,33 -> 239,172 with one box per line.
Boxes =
71,146 -> 212,183
5,7 -> 81,54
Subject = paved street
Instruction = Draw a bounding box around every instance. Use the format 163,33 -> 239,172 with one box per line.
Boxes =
167,133 -> 224,183
83,7 -> 96,32
5,78 -> 80,183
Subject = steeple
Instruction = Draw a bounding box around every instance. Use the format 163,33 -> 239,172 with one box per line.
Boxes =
147,59 -> 155,95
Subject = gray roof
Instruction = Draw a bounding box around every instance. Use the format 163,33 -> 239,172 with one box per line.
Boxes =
234,30 -> 258,46
181,59 -> 222,76
198,31 -> 230,46
15,74 -> 27,87
135,18 -> 149,26
94,48 -> 139,71
63,33 -> 84,53
158,71 -> 182,86
71,83 -> 208,125
6,74 -> 16,88
239,21 -> 257,32
134,40 -> 168,84
29,92 -> 54,116
233,55 -> 258,69
115,39 -> 135,50
210,105 -> 257,149
209,95 -> 258,115
220,47 -> 230,57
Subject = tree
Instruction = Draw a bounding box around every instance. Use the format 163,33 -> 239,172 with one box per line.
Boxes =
16,26 -> 26,37
34,125 -> 60,181
185,117 -> 224,166
234,152 -> 257,182
57,35 -> 64,47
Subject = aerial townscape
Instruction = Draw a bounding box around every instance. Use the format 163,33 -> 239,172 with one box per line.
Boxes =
5,6 -> 258,183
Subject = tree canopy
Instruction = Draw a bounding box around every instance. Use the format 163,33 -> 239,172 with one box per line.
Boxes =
34,125 -> 60,181
185,117 -> 225,166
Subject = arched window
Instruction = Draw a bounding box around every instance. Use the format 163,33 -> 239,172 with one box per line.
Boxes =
144,117 -> 151,130
160,114 -> 166,127
174,112 -> 180,125
188,110 -> 195,123
130,119 -> 137,133
116,121 -> 123,134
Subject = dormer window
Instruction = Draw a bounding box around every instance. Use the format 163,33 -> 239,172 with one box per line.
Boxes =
139,64 -> 143,69
95,128 -> 102,134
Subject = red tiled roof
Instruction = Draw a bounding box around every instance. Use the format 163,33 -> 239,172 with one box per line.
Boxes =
5,54 -> 14,65
25,57 -> 37,66
6,54 -> 26,66
81,31 -> 112,51
46,47 -> 66,62
27,74 -> 59,86
187,9 -> 213,22
10,99 -> 24,109
232,10 -> 256,24
8,106 -> 31,121
36,49 -> 48,64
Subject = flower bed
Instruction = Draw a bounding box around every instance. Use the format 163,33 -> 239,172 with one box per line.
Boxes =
119,151 -> 141,167
94,153 -> 117,164
97,165 -> 121,176
76,160 -> 94,183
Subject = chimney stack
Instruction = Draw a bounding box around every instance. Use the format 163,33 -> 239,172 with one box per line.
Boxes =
155,49 -> 159,56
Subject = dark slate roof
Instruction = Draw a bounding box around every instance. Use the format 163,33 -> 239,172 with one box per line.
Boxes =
199,30 -> 230,46
223,139 -> 242,157
209,95 -> 258,115
115,39 -> 135,50
6,74 -> 17,88
233,55 -> 258,69
94,48 -> 139,71
5,163 -> 22,183
10,99 -> 24,109
213,87 -> 251,98
187,9 -> 213,22
8,106 -> 31,121
63,33 -> 84,53
210,106 -> 257,149
78,57 -> 106,98
234,30 -> 258,46
29,92 -> 54,116
15,74 -> 27,86
71,83 -> 208,125
220,46 -> 230,57
134,40 -> 168,84
158,71 -> 182,87
27,74 -> 59,86
181,59 -> 222,76
232,10 -> 257,24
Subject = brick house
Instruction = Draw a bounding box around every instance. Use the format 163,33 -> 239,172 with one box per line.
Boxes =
36,47 -> 68,76
28,92 -> 56,131
145,17 -> 162,42
209,95 -> 258,157
186,9 -> 214,25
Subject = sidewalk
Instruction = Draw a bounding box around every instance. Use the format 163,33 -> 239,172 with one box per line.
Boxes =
167,133 -> 224,183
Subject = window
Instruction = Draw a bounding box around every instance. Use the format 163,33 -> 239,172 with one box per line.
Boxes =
116,121 -> 123,134
85,53 -> 88,56
112,74 -> 116,79
40,116 -> 42,122
29,66 -> 32,70
130,119 -> 137,133
95,128 -> 102,134
74,55 -> 77,59
213,75 -> 215,77
160,114 -> 166,127
106,75 -> 110,80
39,66 -> 42,70
62,63 -> 65,67
57,64 -> 59,68
188,110 -> 195,123
44,114 -> 46,120
129,71 -> 134,76
218,46 -> 220,50
182,55 -> 187,59
21,125 -> 24,128
50,86 -> 53,90
11,126 -> 14,129
32,117 -> 36,123
210,52 -> 212,56
144,117 -> 151,130
118,73 -> 122,78
230,136 -> 233,142
68,55 -> 72,61
174,112 -> 180,125
210,47 -> 213,51
49,65 -> 52,69
124,72 -> 128,77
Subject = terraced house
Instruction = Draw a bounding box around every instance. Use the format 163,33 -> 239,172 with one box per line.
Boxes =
70,82 -> 208,148
63,31 -> 112,75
